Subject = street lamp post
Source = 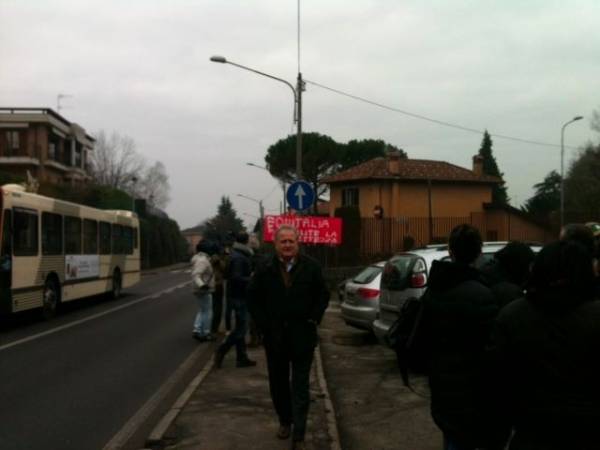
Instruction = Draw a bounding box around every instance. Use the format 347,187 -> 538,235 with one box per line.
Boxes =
211,56 -> 304,180
560,115 -> 583,228
246,162 -> 287,213
237,193 -> 264,220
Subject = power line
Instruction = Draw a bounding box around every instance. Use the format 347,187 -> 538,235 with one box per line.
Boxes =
305,79 -> 576,150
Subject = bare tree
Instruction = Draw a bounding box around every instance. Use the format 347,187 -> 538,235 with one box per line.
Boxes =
90,130 -> 171,208
137,161 -> 170,209
90,130 -> 145,189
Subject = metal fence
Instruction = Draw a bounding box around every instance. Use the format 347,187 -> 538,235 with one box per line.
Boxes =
304,215 -> 553,268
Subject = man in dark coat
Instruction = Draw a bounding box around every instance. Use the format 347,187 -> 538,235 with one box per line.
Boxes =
481,241 -> 535,308
214,232 -> 256,368
421,224 -> 506,450
492,241 -> 600,450
248,224 -> 329,450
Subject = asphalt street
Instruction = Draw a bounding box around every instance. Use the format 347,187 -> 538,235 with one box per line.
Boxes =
0,266 -> 201,450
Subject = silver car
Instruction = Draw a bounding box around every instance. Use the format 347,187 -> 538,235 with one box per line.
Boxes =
340,262 -> 385,331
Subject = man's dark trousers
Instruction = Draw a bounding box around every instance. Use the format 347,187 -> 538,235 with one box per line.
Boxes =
264,340 -> 314,441
218,298 -> 248,361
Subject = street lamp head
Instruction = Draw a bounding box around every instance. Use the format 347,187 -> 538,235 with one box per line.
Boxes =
573,115 -> 584,121
210,55 -> 227,63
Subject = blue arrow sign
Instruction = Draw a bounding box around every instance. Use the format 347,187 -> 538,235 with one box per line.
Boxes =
286,180 -> 315,212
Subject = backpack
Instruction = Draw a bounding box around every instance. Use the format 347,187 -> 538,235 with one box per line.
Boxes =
388,292 -> 430,386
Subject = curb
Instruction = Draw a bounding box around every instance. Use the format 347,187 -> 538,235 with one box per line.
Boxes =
315,345 -> 342,450
144,349 -> 215,447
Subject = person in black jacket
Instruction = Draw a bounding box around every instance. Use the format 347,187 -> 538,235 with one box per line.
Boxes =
481,241 -> 535,308
421,224 -> 506,450
493,240 -> 600,449
214,232 -> 256,368
248,225 -> 329,450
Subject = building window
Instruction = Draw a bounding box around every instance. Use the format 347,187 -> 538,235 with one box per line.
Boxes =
341,187 -> 359,207
5,131 -> 20,156
42,212 -> 63,255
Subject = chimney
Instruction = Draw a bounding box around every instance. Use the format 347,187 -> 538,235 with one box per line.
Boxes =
472,155 -> 483,177
386,149 -> 402,175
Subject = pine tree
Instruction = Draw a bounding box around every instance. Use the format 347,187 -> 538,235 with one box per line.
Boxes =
199,196 -> 245,244
478,130 -> 509,204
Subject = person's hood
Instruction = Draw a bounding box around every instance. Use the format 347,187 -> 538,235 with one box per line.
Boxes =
232,242 -> 254,257
191,252 -> 208,263
428,259 -> 483,291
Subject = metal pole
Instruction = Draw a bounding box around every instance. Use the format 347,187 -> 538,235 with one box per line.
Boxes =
296,72 -> 303,180
560,116 -> 583,228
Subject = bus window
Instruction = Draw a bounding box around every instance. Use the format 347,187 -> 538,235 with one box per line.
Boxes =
83,219 -> 98,254
112,224 -> 122,254
123,226 -> 133,254
42,212 -> 63,255
64,216 -> 82,254
1,210 -> 12,271
133,227 -> 138,249
13,208 -> 38,256
99,221 -> 111,254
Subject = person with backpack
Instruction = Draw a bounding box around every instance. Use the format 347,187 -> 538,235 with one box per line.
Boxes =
191,240 -> 217,342
213,232 -> 256,368
420,224 -> 507,450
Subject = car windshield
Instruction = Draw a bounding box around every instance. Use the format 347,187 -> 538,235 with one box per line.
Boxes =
352,266 -> 382,284
381,255 -> 415,291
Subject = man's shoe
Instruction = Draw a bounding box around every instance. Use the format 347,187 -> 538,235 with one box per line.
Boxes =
205,334 -> 216,342
213,348 -> 226,368
236,359 -> 257,368
276,424 -> 291,440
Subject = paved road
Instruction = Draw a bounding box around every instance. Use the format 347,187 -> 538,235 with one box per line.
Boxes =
0,267 -> 202,450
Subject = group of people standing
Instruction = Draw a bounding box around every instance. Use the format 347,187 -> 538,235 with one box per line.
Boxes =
420,223 -> 600,450
189,225 -> 329,450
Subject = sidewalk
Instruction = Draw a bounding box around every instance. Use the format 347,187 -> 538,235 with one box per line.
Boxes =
156,343 -> 334,450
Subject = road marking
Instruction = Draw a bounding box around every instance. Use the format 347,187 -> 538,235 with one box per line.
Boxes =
146,351 -> 214,445
315,345 -> 342,450
0,281 -> 191,352
102,343 -> 211,450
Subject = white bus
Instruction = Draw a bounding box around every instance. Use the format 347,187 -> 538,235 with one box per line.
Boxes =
0,184 -> 141,318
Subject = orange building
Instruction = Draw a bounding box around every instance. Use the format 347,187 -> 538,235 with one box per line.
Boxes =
322,151 -> 551,251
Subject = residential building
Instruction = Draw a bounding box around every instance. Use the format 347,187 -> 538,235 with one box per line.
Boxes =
0,107 -> 95,185
322,150 -> 551,254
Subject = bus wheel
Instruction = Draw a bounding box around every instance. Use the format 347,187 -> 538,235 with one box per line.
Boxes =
42,278 -> 60,319
111,270 -> 122,299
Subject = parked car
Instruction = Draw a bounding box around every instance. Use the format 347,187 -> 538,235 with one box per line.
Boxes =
373,241 -> 542,346
340,261 -> 386,331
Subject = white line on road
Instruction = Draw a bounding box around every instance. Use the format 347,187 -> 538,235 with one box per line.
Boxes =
0,281 -> 191,353
315,345 -> 342,450
102,343 -> 209,450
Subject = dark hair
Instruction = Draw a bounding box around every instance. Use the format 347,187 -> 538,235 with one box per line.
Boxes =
448,224 -> 482,264
528,240 -> 595,306
560,223 -> 595,256
196,239 -> 217,256
494,241 -> 535,286
235,231 -> 249,245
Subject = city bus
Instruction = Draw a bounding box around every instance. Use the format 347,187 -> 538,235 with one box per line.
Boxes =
0,184 -> 140,318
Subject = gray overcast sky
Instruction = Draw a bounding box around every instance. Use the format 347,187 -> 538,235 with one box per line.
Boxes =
1,0 -> 598,230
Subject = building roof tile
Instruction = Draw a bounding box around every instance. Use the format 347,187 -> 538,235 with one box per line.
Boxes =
322,157 -> 501,184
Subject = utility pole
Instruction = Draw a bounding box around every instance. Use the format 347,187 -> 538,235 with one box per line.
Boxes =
296,72 -> 304,180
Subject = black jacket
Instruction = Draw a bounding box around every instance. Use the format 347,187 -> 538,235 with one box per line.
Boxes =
481,259 -> 525,308
493,291 -> 600,448
248,253 -> 329,356
422,260 -> 502,447
226,243 -> 253,300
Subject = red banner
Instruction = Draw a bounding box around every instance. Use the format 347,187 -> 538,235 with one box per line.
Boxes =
263,215 -> 343,245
